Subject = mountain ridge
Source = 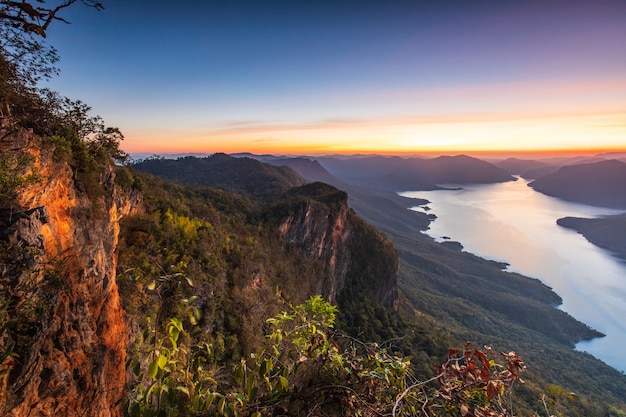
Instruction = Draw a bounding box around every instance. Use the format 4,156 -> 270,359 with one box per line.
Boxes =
529,159 -> 626,209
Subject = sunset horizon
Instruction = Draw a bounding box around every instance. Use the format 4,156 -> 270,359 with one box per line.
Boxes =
126,147 -> 626,160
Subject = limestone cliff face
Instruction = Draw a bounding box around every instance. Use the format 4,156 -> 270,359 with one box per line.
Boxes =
0,129 -> 142,416
277,183 -> 398,308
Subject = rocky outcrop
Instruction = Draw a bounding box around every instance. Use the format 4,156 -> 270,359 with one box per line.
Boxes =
0,129 -> 142,416
278,196 -> 352,304
277,182 -> 398,309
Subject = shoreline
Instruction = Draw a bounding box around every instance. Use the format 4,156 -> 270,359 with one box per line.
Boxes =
557,214 -> 626,263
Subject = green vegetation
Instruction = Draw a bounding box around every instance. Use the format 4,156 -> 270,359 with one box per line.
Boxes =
116,169 -> 445,370
0,152 -> 38,218
1,0 -> 126,205
127,295 -> 526,417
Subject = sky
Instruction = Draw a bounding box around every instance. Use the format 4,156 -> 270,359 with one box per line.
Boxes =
43,0 -> 626,156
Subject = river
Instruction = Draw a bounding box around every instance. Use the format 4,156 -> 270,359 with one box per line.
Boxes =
400,177 -> 626,373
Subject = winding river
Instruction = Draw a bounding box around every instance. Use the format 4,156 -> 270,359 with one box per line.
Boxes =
400,177 -> 626,373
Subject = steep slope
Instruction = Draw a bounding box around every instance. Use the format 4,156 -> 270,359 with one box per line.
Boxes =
124,160 -> 452,365
0,129 -> 141,416
272,182 -> 398,308
130,156 -> 400,310
529,159 -> 626,208
117,169 -> 407,362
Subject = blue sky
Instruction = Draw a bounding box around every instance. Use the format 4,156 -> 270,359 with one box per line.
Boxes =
44,0 -> 626,154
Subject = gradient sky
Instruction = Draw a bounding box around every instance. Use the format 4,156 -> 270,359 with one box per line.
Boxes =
43,0 -> 626,155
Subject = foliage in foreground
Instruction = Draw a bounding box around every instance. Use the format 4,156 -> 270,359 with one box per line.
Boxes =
126,295 -> 525,417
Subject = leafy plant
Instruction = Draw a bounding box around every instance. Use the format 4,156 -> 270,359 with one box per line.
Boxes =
127,295 -> 526,417
393,343 -> 525,417
126,266 -> 217,417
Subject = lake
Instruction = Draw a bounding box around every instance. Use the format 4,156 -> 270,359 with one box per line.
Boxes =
400,177 -> 626,373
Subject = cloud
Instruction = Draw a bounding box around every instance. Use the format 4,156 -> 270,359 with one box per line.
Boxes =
249,136 -> 277,143
186,108 -> 626,139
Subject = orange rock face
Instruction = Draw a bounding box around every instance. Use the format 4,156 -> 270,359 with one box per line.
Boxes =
0,130 -> 141,416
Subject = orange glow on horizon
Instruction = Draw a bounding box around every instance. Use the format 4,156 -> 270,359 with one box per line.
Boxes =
124,140 -> 626,157
123,107 -> 626,158
125,141 -> 626,159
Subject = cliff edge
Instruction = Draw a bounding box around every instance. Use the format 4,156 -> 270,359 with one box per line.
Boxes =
0,128 -> 141,416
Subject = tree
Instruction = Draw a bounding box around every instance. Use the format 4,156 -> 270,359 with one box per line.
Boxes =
0,1 -> 127,165
0,1 -> 101,115
0,0 -> 103,118
0,0 -> 103,37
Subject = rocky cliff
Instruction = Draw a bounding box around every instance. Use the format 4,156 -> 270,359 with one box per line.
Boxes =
0,128 -> 142,416
276,182 -> 398,309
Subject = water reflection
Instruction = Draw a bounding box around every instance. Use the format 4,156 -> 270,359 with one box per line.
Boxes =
401,177 -> 626,372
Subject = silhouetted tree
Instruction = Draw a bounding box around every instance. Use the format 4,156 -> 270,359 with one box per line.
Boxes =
0,0 -> 103,118
0,0 -> 103,37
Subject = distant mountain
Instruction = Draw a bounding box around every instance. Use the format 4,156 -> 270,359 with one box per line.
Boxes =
270,157 -> 339,185
595,151 -> 626,160
314,154 -> 514,191
133,154 -> 304,203
529,159 -> 626,209
491,158 -> 555,178
558,214 -> 626,261
521,165 -> 561,179
420,155 -> 514,184
263,156 -> 432,233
